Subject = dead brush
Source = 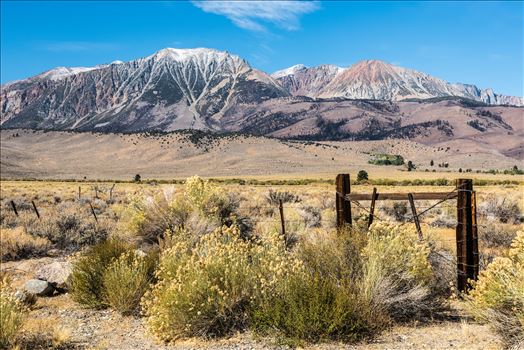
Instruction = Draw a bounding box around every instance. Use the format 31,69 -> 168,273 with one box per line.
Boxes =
0,227 -> 51,261
265,189 -> 301,206
478,195 -> 521,224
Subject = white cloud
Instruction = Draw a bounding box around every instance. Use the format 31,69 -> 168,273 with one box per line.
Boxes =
192,1 -> 319,31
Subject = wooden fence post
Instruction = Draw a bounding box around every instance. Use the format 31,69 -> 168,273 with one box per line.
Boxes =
456,178 -> 477,292
279,200 -> 286,238
89,202 -> 98,223
336,174 -> 352,229
78,186 -> 81,201
471,191 -> 479,281
367,187 -> 377,228
32,201 -> 40,219
109,183 -> 116,201
408,193 -> 423,240
10,200 -> 18,217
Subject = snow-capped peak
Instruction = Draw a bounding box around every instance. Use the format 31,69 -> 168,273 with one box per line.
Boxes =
36,66 -> 101,81
148,47 -> 241,64
272,64 -> 307,78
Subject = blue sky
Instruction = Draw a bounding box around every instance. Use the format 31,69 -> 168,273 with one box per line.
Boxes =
1,1 -> 522,96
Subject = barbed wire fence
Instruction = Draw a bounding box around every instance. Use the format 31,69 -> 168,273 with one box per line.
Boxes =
336,174 -> 481,292
2,176 -> 514,291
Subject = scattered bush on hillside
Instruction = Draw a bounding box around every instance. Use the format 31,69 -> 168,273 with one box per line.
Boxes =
465,231 -> 524,349
357,170 -> 369,182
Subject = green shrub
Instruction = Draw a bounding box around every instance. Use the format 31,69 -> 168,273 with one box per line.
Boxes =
368,154 -> 404,166
357,170 -> 368,182
252,223 -> 434,344
0,273 -> 26,348
465,231 -> 524,348
103,250 -> 158,315
252,229 -> 372,345
70,239 -> 130,309
252,272 -> 370,345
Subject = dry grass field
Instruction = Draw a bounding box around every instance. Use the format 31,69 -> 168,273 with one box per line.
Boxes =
1,175 -> 522,349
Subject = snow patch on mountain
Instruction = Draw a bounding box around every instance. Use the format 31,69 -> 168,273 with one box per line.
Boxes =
36,66 -> 104,81
272,64 -> 308,79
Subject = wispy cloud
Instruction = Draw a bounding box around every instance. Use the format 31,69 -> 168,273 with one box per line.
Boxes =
192,1 -> 319,32
41,41 -> 119,52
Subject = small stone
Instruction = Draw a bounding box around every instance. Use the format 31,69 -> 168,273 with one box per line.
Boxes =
25,279 -> 54,296
134,249 -> 147,258
47,249 -> 61,257
14,290 -> 37,305
35,261 -> 72,291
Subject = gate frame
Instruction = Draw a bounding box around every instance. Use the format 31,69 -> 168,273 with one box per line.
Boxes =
336,174 -> 479,292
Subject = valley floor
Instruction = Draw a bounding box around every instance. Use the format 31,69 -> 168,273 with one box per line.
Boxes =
1,129 -> 522,181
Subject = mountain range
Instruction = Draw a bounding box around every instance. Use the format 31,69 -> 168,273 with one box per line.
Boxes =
1,48 -> 523,157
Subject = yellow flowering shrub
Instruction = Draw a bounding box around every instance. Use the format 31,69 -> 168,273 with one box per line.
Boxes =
120,176 -> 245,243
142,225 -> 302,342
360,222 -> 434,322
0,273 -> 27,348
363,222 -> 433,285
466,231 -> 524,347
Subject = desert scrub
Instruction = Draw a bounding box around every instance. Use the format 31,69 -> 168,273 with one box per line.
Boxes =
121,176 -> 249,243
1,202 -> 112,251
478,195 -> 521,224
0,273 -> 27,348
465,231 -> 524,348
0,227 -> 50,261
361,222 -> 435,321
142,225 -> 302,342
70,239 -> 130,309
253,223 -> 436,344
103,250 -> 158,315
479,222 -> 518,249
252,228 -> 372,345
